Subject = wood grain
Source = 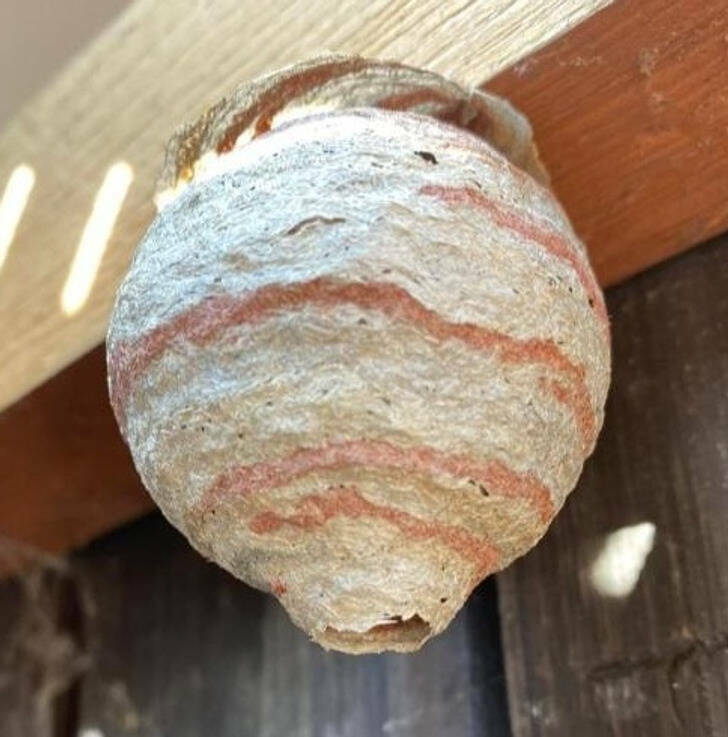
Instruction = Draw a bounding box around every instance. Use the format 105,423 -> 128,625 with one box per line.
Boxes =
0,0 -> 129,127
486,0 -> 728,286
0,0 -> 610,413
499,234 -> 728,736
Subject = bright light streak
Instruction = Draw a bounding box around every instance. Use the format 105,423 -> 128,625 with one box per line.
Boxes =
61,162 -> 133,315
0,164 -> 35,270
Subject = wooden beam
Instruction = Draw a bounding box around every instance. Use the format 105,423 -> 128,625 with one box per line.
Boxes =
0,346 -> 151,565
0,0 -> 129,127
0,0 -> 610,413
486,0 -> 728,287
499,234 -> 728,736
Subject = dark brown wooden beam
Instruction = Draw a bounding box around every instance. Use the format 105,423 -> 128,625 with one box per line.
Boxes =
0,347 -> 150,566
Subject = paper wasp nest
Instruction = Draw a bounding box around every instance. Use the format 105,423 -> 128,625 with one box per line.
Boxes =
108,56 -> 610,653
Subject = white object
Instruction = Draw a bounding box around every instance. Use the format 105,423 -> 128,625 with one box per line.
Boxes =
590,522 -> 656,598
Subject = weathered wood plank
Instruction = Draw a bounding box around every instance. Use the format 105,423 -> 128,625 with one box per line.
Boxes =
71,515 -> 511,737
499,234 -> 728,736
0,0 -> 609,412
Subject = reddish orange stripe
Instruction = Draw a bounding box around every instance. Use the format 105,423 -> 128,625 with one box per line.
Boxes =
109,277 -> 594,448
377,87 -> 492,142
200,438 -> 554,523
217,57 -> 374,151
218,60 -> 487,153
269,579 -> 288,597
419,184 -> 608,329
249,485 -> 500,577
542,378 -> 596,454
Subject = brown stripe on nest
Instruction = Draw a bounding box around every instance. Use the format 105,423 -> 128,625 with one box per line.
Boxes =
161,56 -> 500,192
420,184 -> 609,331
195,438 -> 554,523
248,484 -> 500,579
108,278 -> 596,449
376,86 -> 491,141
